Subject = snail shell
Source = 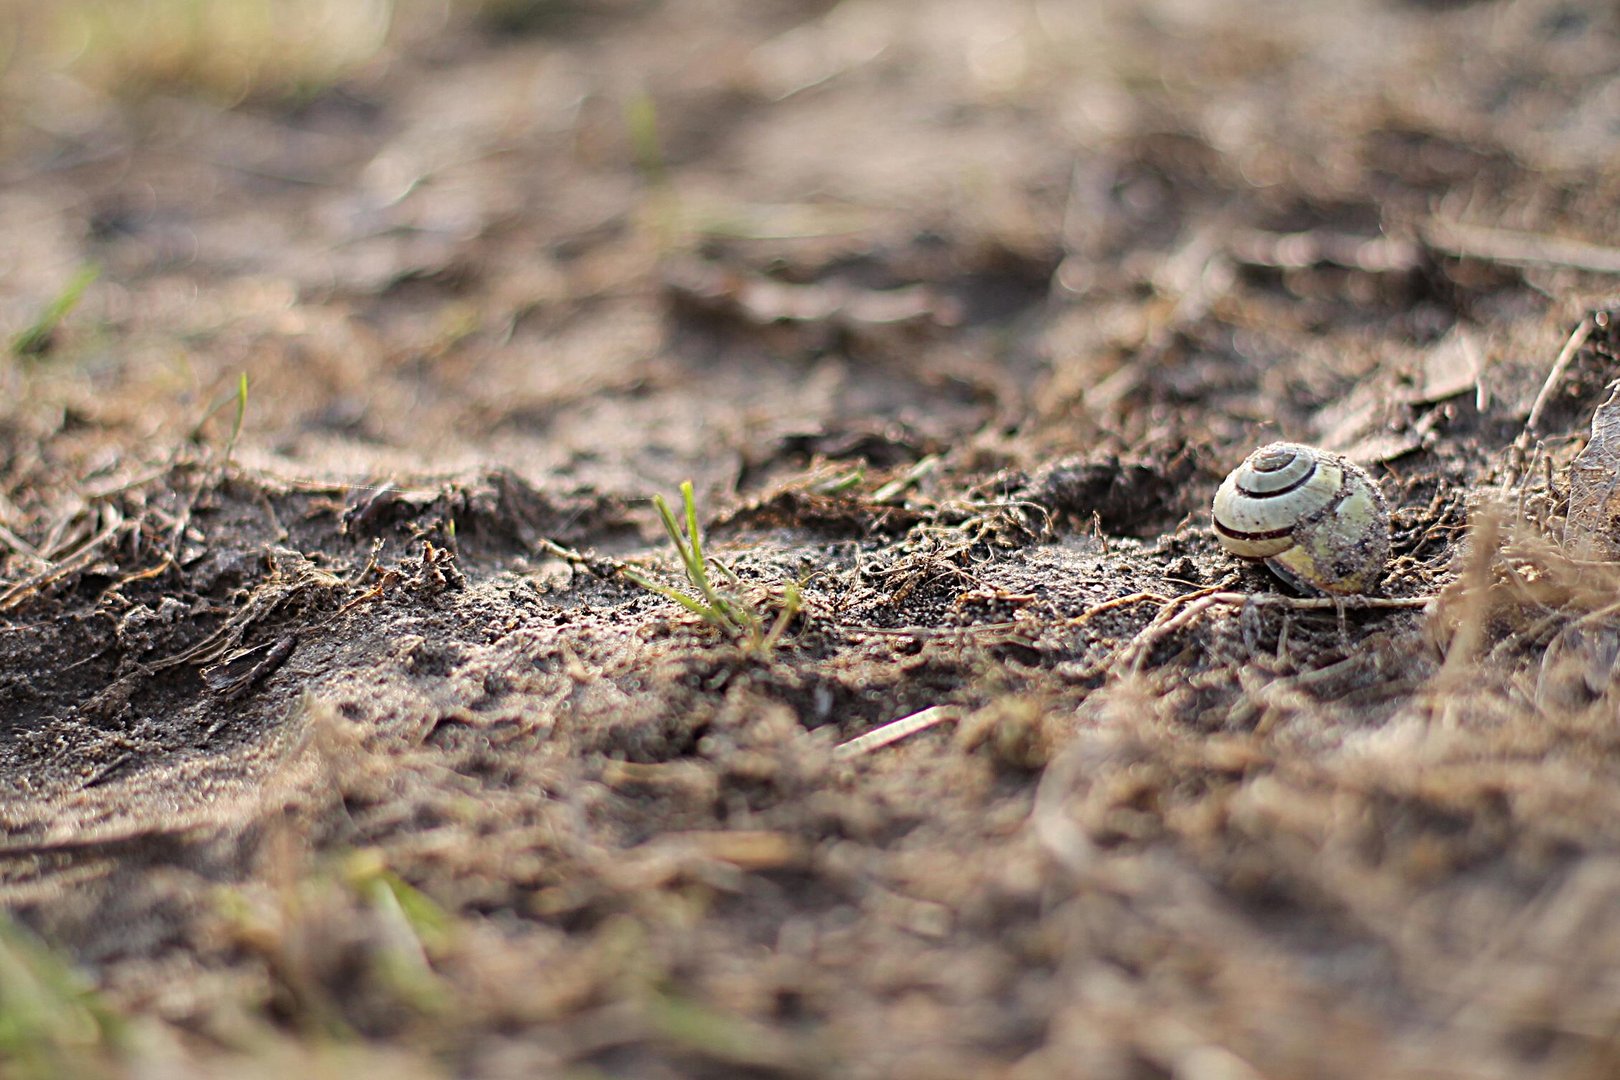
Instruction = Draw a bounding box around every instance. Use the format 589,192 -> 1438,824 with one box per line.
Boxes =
1211,442 -> 1390,595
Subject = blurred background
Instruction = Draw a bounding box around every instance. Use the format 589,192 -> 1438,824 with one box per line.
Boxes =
4,3 -> 1620,1078
2,0 -> 1613,509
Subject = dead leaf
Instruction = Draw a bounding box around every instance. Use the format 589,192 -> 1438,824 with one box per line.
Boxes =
1564,383 -> 1620,560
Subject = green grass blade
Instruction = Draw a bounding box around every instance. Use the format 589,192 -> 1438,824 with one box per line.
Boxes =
624,89 -> 667,189
673,483 -> 729,610
653,490 -> 716,604
760,582 -> 802,653
681,481 -> 704,571
652,494 -> 695,572
0,914 -> 120,1074
11,265 -> 99,358
627,483 -> 781,641
622,567 -> 729,624
223,372 -> 249,465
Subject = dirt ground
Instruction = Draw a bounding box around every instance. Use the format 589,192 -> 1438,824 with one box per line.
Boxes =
4,0 -> 1620,1076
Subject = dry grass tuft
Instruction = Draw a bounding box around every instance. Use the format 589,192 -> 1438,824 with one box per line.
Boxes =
36,0 -> 394,105
1431,496 -> 1620,718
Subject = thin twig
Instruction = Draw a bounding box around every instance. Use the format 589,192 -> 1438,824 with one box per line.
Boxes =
834,706 -> 960,759
847,622 -> 1021,637
1115,590 -> 1435,673
0,522 -> 45,566
1426,220 -> 1620,276
1500,316 -> 1595,491
1525,317 -> 1595,436
537,537 -> 621,578
1121,592 -> 1229,673
0,516 -> 124,612
1197,591 -> 1431,612
1066,591 -> 1168,629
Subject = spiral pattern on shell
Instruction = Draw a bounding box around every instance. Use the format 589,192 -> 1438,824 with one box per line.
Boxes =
1211,442 -> 1390,595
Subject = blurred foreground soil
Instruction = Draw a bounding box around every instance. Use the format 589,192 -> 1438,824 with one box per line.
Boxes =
4,1 -> 1620,1077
